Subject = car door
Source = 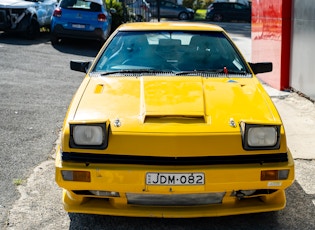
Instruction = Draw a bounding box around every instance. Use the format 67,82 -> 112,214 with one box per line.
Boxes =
233,3 -> 251,21
160,1 -> 178,18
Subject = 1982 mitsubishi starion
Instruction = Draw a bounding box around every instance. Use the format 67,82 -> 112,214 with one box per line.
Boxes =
55,22 -> 294,218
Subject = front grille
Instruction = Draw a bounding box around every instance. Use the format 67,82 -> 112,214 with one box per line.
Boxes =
61,152 -> 288,165
126,192 -> 225,206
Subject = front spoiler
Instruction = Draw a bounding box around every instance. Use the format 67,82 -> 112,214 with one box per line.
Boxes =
62,189 -> 287,218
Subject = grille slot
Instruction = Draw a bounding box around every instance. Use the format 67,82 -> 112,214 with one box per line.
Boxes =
126,192 -> 225,206
62,152 -> 288,165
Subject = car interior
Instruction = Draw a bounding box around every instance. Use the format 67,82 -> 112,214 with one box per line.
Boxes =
94,32 -> 248,73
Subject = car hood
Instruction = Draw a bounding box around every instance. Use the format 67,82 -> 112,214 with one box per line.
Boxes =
0,0 -> 35,8
72,76 -> 280,133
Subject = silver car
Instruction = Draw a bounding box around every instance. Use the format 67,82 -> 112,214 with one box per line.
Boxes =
0,0 -> 57,39
148,0 -> 194,20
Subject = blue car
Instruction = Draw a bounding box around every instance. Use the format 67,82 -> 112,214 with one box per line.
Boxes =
50,0 -> 113,44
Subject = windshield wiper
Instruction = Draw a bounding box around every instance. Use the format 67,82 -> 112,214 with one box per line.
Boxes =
215,68 -> 248,75
175,69 -> 249,76
99,69 -> 174,76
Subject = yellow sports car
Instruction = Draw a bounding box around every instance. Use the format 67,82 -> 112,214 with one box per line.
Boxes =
55,22 -> 294,217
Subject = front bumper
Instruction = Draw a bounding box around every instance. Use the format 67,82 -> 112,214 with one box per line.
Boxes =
62,189 -> 287,218
51,24 -> 107,41
55,147 -> 294,218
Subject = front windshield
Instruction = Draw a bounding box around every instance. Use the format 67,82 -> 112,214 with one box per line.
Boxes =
94,31 -> 249,74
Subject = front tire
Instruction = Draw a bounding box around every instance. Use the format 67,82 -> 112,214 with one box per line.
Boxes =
25,18 -> 40,39
50,32 -> 60,45
213,13 -> 223,22
178,12 -> 188,20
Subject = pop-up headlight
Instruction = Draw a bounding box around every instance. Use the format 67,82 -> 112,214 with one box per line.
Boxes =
69,123 -> 108,149
241,123 -> 280,150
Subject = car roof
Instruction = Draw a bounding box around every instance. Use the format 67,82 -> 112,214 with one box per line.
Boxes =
116,22 -> 224,32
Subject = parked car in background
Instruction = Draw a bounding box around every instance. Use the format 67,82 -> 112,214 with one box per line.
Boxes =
148,0 -> 194,20
50,0 -> 113,45
126,0 -> 151,22
55,22 -> 294,218
206,2 -> 251,22
0,0 -> 57,39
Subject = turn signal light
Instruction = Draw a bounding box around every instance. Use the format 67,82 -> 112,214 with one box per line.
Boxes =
61,170 -> 91,182
261,170 -> 289,181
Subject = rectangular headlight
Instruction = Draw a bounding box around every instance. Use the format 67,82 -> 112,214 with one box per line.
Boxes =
248,126 -> 277,146
241,123 -> 280,150
69,123 -> 108,149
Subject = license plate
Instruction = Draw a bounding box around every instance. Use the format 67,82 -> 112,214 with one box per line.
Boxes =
72,24 -> 85,29
146,173 -> 205,185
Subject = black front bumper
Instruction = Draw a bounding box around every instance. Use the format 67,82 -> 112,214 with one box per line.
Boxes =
51,24 -> 105,41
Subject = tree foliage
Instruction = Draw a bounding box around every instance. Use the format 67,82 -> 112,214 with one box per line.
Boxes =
183,0 -> 214,10
104,0 -> 124,32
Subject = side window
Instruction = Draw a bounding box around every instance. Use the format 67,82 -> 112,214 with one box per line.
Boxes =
227,3 -> 233,9
60,0 -> 92,9
165,2 -> 174,7
60,0 -> 77,8
222,3 -> 229,9
235,4 -> 242,10
235,3 -> 248,10
90,2 -> 101,11
215,3 -> 222,9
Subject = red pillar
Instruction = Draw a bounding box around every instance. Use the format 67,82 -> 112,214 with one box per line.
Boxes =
252,0 -> 292,90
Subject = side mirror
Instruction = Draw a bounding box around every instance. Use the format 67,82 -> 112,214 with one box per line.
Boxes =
70,60 -> 92,73
248,62 -> 272,74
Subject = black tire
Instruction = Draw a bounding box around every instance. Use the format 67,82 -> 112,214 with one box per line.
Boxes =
98,36 -> 106,48
50,32 -> 60,45
213,13 -> 223,22
178,12 -> 189,20
25,18 -> 40,39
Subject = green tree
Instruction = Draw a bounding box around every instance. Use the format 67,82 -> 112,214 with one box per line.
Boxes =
104,0 -> 124,33
183,0 -> 194,9
183,0 -> 213,10
204,0 -> 214,8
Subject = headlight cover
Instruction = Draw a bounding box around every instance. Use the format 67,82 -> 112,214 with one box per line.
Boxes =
241,123 -> 280,150
69,123 -> 108,149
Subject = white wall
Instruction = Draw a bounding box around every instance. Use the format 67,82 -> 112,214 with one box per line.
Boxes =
290,0 -> 315,100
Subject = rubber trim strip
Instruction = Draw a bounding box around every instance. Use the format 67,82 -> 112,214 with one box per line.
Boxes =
61,152 -> 288,165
